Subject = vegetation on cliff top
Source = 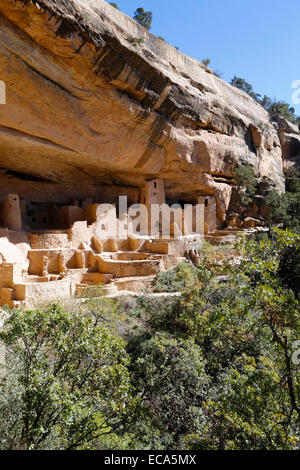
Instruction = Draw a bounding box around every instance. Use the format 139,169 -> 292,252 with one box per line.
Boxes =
231,76 -> 300,125
109,4 -> 299,124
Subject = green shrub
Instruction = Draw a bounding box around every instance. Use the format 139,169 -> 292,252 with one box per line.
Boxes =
109,2 -> 119,9
231,76 -> 300,123
153,262 -> 197,293
265,178 -> 300,232
231,164 -> 258,217
0,304 -> 134,450
133,8 -> 153,30
126,36 -> 144,46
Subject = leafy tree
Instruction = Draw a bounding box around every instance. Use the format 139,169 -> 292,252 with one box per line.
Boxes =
277,239 -> 300,298
231,165 -> 258,217
109,2 -> 119,9
260,94 -> 273,110
133,7 -> 153,30
285,190 -> 300,233
122,230 -> 300,450
268,101 -> 297,122
152,262 -> 197,293
231,76 -> 300,124
128,332 -> 210,448
0,304 -> 134,450
179,231 -> 300,449
1,233 -> 299,451
265,190 -> 290,227
287,177 -> 300,194
231,76 -> 262,102
233,165 -> 257,198
265,178 -> 300,233
202,58 -> 211,67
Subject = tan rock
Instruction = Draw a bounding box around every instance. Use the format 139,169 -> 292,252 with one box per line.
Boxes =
91,237 -> 103,254
0,0 -> 294,308
0,0 -> 286,225
226,213 -> 242,228
273,116 -> 300,174
243,217 -> 261,229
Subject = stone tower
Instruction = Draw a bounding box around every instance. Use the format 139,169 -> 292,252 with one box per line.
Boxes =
2,194 -> 22,230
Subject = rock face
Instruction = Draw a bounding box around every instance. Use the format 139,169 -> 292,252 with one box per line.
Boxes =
0,0 -> 299,225
1,0 -> 299,308
273,116 -> 300,174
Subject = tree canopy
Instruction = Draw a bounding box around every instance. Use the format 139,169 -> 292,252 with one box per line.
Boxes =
231,75 -> 300,124
133,7 -> 153,30
0,304 -> 134,450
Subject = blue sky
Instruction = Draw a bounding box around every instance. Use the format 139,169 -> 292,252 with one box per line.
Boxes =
115,0 -> 300,115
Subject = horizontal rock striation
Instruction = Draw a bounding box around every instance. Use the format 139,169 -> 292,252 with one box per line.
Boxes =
0,0 -> 297,222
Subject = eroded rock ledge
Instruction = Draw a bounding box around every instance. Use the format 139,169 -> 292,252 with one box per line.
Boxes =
0,0 -> 298,223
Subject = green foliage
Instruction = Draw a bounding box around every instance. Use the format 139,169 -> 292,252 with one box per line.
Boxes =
109,2 -> 119,9
1,233 -> 300,450
231,164 -> 258,216
231,76 -> 262,102
202,58 -> 211,67
277,239 -> 300,298
287,177 -> 300,193
122,230 -> 300,449
179,231 -> 300,449
201,59 -> 222,77
152,269 -> 179,293
0,304 -> 134,450
127,332 -> 209,448
152,262 -> 197,293
231,76 -> 300,123
268,101 -> 297,122
265,190 -> 290,227
233,165 -> 257,196
133,8 -> 153,30
265,178 -> 300,233
126,36 -> 144,46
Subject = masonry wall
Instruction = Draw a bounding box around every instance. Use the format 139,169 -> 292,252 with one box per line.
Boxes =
99,186 -> 140,206
2,194 -> 22,230
197,196 -> 217,234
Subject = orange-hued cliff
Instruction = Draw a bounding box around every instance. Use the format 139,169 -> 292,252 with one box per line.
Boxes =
0,0 -> 299,223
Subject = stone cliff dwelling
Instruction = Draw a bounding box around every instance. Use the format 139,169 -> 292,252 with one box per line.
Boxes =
0,181 -> 216,308
0,0 -> 299,307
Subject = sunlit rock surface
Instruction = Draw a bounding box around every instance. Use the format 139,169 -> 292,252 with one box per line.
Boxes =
0,0 -> 296,222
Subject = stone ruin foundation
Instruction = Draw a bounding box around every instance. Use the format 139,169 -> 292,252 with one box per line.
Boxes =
0,179 -> 220,308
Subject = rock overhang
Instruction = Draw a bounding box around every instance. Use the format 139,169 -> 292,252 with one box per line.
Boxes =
0,0 -> 293,222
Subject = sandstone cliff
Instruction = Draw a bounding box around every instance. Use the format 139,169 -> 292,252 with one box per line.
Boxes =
0,0 -> 297,223
273,116 -> 300,174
